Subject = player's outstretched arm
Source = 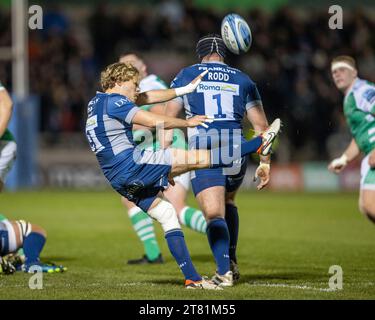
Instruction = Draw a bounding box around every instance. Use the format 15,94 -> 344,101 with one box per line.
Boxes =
0,87 -> 13,138
132,109 -> 212,130
135,70 -> 208,106
328,139 -> 360,173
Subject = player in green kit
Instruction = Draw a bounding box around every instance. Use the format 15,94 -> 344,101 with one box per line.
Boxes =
0,81 -> 23,259
118,54 -> 207,264
0,80 -> 17,192
328,56 -> 375,223
0,82 -> 66,274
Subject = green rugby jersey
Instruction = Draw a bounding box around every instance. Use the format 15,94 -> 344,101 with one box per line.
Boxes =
136,74 -> 187,151
139,74 -> 168,112
343,78 -> 375,155
0,81 -> 15,142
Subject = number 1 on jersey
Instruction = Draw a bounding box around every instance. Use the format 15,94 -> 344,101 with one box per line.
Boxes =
213,94 -> 227,119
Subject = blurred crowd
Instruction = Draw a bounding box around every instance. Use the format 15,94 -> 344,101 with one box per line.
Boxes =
0,0 -> 374,160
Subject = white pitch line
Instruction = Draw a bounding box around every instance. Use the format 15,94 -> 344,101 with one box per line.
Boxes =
0,282 -> 160,289
246,282 -> 337,292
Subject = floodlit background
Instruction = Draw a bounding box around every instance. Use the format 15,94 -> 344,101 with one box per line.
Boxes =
0,0 -> 374,192
1,0 -> 375,300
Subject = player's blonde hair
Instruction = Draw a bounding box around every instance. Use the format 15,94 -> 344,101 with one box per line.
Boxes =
331,55 -> 357,69
100,62 -> 139,91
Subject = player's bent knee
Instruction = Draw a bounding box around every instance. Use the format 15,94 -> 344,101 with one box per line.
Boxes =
148,200 -> 181,233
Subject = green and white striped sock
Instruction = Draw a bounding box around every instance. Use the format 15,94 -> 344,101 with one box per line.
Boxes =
180,207 -> 207,234
0,213 -> 25,257
128,207 -> 161,261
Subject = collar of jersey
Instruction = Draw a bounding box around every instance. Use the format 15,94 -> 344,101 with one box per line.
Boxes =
96,91 -> 124,97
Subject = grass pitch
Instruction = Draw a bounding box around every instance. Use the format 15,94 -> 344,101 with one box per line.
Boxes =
1,190 -> 375,300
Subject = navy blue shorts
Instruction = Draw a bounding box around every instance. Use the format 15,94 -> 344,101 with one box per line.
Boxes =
109,148 -> 173,212
191,156 -> 248,196
189,129 -> 248,196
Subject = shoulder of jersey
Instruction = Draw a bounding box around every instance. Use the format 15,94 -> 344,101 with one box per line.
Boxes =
108,93 -> 133,105
353,78 -> 366,89
351,78 -> 372,95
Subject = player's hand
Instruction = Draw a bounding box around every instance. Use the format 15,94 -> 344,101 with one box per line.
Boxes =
175,70 -> 208,96
253,163 -> 270,190
191,69 -> 209,87
369,150 -> 375,169
187,115 -> 214,128
328,154 -> 348,173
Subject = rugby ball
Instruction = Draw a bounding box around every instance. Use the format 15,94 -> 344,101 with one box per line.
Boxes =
221,13 -> 252,55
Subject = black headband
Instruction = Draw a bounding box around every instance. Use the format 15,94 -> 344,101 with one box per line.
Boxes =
196,34 -> 226,60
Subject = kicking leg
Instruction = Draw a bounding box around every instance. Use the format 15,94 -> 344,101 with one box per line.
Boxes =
167,118 -> 281,176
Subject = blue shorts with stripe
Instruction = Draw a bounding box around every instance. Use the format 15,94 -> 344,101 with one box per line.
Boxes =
107,148 -> 173,212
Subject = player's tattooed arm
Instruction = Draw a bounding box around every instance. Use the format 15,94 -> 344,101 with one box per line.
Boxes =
135,70 -> 208,106
328,139 -> 361,173
0,87 -> 13,138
